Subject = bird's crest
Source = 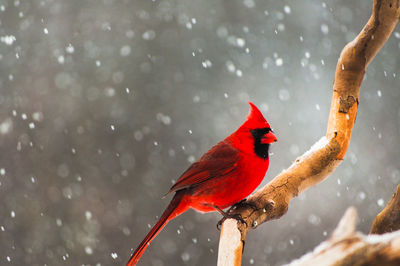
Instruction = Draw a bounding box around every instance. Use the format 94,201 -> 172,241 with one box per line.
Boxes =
240,102 -> 271,130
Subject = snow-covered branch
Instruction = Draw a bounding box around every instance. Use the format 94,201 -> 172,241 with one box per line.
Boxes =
218,1 -> 400,265
286,207 -> 400,266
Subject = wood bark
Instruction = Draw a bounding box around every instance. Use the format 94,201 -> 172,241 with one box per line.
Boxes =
286,207 -> 400,266
370,185 -> 400,235
217,1 -> 400,265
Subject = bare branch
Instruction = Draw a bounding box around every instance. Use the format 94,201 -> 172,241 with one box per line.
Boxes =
371,184 -> 400,234
330,207 -> 357,241
218,1 -> 400,264
217,219 -> 242,266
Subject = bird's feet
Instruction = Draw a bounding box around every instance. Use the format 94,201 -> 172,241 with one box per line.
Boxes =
228,198 -> 258,213
216,199 -> 261,230
217,213 -> 247,230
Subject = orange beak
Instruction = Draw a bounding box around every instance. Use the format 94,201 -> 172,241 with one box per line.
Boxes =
261,131 -> 277,144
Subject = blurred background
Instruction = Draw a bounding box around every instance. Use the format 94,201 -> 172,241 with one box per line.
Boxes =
0,0 -> 399,265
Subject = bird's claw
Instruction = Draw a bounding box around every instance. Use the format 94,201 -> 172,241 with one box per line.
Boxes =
229,213 -> 247,225
228,199 -> 258,214
217,218 -> 225,230
217,213 -> 247,230
216,199 -> 258,230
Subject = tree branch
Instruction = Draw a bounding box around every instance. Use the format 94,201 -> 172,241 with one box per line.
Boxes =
217,1 -> 400,264
370,184 -> 400,234
285,207 -> 400,266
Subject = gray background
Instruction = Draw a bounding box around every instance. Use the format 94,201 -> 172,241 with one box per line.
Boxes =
0,0 -> 399,265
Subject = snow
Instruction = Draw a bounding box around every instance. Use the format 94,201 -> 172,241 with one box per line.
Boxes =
0,1 -> 397,265
279,89 -> 290,101
120,45 -> 131,57
65,44 -> 74,54
358,192 -> 366,201
321,24 -> 329,35
243,0 -> 255,8
142,30 -> 156,40
236,38 -> 246,47
377,198 -> 384,207
56,218 -> 62,226
302,137 -> 329,158
85,246 -> 93,255
0,119 -> 12,134
365,230 -> 400,244
308,214 -> 321,225
284,5 -> 291,14
202,60 -> 212,68
0,35 -> 16,45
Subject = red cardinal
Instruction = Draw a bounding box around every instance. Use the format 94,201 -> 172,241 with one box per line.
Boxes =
127,102 -> 277,265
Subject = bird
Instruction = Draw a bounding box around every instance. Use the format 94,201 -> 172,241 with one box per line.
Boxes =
127,102 -> 277,266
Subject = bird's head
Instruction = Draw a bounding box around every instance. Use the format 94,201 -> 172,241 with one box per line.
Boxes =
230,102 -> 277,159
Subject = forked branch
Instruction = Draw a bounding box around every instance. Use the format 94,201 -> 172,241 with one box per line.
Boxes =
217,1 -> 400,265
286,207 -> 400,266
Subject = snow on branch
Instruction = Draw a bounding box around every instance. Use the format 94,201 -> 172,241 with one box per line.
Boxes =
217,1 -> 400,265
286,207 -> 400,266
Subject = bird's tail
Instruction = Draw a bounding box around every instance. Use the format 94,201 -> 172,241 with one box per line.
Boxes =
127,192 -> 188,266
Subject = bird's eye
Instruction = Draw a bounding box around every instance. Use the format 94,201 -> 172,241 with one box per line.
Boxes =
264,128 -> 272,134
250,128 -> 272,138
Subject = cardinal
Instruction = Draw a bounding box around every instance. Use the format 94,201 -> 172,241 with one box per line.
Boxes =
127,102 -> 277,265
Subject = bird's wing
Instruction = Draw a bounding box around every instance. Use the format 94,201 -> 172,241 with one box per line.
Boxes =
166,140 -> 239,194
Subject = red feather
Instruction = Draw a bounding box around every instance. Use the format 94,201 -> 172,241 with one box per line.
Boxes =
167,140 -> 239,194
127,102 -> 277,265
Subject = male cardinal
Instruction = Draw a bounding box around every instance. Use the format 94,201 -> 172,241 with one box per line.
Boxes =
127,102 -> 277,265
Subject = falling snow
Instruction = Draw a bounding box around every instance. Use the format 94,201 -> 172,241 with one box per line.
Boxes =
0,1 -> 397,266
202,60 -> 213,68
142,30 -> 156,40
0,35 -> 16,45
377,199 -> 385,207
275,58 -> 283,66
85,246 -> 93,255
